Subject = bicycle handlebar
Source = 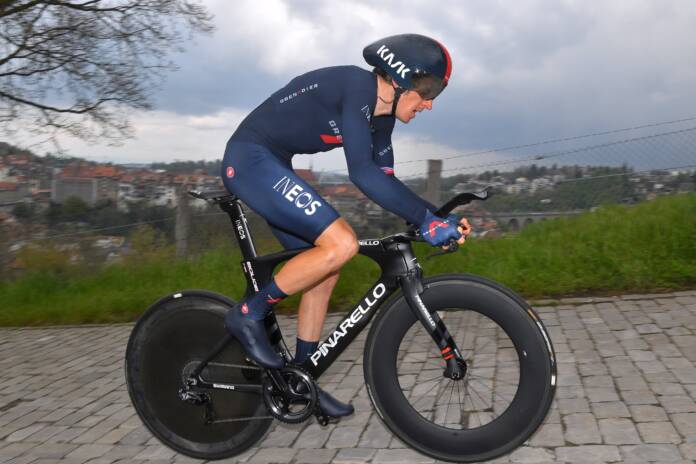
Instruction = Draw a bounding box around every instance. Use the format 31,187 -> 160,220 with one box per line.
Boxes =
400,188 -> 492,255
433,188 -> 491,218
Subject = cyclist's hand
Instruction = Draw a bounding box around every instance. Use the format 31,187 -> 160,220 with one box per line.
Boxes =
444,217 -> 472,249
419,211 -> 462,247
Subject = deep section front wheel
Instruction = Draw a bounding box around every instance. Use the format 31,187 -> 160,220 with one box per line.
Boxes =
364,274 -> 556,463
125,291 -> 272,460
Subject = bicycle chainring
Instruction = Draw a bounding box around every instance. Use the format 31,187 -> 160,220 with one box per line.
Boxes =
262,365 -> 318,424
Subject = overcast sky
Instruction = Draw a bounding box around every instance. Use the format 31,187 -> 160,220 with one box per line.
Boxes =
17,0 -> 696,177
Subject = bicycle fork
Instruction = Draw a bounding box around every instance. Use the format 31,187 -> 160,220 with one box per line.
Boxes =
400,269 -> 467,380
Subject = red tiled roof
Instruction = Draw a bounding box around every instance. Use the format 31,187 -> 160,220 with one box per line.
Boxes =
61,164 -> 122,179
295,169 -> 317,183
320,184 -> 364,199
0,182 -> 18,190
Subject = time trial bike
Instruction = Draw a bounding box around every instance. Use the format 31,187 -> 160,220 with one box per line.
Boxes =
125,189 -> 556,463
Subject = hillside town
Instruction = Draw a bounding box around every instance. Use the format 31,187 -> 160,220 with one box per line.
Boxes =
0,148 -> 386,225
1,144 -> 694,273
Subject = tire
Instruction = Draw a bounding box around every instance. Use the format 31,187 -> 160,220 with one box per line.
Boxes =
364,274 -> 556,463
125,291 -> 272,460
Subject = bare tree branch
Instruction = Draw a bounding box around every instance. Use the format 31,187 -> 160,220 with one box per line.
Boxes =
0,0 -> 214,145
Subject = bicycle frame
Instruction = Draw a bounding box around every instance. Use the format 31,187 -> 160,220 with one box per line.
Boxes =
215,197 -> 466,380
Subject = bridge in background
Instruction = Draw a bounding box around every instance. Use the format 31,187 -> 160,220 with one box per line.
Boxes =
471,210 -> 584,231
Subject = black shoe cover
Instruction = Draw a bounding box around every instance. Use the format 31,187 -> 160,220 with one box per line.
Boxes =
316,386 -> 354,418
225,303 -> 284,369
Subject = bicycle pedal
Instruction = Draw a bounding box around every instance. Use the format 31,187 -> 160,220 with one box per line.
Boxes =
314,412 -> 338,427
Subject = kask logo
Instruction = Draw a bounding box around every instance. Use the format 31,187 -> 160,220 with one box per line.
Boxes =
376,45 -> 411,79
273,176 -> 322,215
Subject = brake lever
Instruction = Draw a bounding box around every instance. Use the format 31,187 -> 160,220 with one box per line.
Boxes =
425,237 -> 460,260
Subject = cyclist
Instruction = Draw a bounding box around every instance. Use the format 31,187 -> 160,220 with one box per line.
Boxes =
221,34 -> 471,419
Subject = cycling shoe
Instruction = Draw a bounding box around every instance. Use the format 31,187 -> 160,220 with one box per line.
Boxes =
316,386 -> 354,418
293,376 -> 353,418
225,303 -> 284,369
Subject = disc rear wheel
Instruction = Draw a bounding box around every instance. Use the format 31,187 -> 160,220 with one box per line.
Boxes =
125,293 -> 272,460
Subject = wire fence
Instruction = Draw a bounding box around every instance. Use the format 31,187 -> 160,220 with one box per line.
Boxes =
1,118 -> 695,275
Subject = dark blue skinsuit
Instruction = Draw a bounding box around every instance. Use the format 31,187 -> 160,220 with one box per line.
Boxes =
222,65 -> 434,248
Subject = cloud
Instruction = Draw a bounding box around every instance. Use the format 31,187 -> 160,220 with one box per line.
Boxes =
8,0 -> 694,171
53,108 -> 247,163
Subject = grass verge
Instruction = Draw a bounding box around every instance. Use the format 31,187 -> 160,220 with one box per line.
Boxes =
1,194 -> 694,326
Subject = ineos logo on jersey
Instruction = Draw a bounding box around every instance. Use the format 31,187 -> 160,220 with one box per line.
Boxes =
376,45 -> 411,79
273,176 -> 322,215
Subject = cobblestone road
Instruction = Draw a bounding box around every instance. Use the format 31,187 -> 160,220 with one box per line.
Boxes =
1,291 -> 695,463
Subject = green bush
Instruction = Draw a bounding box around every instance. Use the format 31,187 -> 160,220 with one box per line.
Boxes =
1,194 -> 694,326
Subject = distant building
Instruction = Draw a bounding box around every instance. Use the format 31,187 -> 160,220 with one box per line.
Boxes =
295,169 -> 319,188
320,183 -> 371,229
51,163 -> 120,206
151,185 -> 179,208
315,171 -> 349,185
0,182 -> 31,211
530,177 -> 553,193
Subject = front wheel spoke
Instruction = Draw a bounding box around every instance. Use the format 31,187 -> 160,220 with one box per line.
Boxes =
456,380 -> 465,429
463,383 -> 480,428
467,374 -> 519,389
469,378 -> 515,405
464,384 -> 486,429
465,379 -> 492,412
412,373 -> 445,385
443,381 -> 455,426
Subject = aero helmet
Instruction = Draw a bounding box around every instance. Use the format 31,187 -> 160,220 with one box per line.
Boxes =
363,33 -> 452,101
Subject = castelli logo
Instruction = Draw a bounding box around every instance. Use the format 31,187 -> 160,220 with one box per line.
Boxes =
240,303 -> 249,314
226,166 -> 235,178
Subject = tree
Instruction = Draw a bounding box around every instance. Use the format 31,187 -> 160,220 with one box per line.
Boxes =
0,0 -> 213,143
12,201 -> 34,220
61,195 -> 89,218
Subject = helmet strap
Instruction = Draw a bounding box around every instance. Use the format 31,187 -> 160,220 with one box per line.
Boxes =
391,88 -> 405,117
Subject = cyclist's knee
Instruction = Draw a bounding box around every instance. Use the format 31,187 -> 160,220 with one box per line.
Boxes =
316,220 -> 358,269
324,238 -> 358,269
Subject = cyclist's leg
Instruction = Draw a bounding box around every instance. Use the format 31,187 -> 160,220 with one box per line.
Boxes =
222,142 -> 358,370
267,226 -> 355,418
269,227 -> 340,342
223,142 -> 356,416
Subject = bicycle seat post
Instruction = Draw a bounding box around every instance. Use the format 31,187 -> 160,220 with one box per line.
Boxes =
219,199 -> 258,260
